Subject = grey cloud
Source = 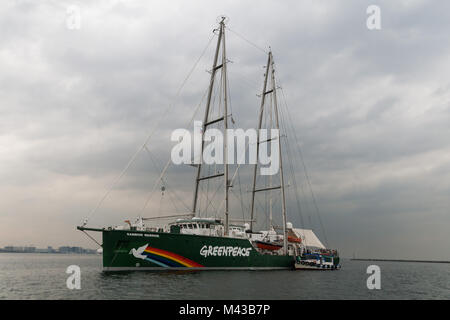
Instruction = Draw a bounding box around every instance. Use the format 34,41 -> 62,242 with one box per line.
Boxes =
0,0 -> 449,259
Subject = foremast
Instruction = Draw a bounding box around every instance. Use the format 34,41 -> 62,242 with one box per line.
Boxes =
191,17 -> 231,235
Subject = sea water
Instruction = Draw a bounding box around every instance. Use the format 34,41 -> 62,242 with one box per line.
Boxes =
0,253 -> 448,299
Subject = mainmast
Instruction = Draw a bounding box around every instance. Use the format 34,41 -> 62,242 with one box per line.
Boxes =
191,17 -> 230,236
250,51 -> 288,254
222,21 -> 230,236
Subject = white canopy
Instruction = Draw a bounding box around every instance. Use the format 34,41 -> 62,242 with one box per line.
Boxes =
292,228 -> 326,249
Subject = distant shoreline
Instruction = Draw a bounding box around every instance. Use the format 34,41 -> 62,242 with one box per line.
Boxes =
0,250 -> 97,254
351,258 -> 450,264
0,251 -> 97,254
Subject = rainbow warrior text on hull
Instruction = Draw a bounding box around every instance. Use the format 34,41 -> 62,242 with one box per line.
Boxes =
78,17 -> 340,272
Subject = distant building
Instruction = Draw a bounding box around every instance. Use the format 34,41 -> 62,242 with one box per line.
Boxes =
58,246 -> 86,254
1,245 -> 96,254
4,246 -> 24,252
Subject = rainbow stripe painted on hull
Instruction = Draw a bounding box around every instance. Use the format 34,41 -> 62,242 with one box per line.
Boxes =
143,246 -> 204,268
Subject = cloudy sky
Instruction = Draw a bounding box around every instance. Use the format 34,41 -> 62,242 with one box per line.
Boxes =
1,0 -> 449,260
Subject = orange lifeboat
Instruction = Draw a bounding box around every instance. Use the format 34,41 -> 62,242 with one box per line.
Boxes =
255,240 -> 283,251
288,236 -> 301,243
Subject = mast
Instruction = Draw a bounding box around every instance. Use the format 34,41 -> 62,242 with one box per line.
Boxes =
191,17 -> 230,236
250,53 -> 270,232
222,22 -> 230,236
250,51 -> 288,254
270,52 -> 288,255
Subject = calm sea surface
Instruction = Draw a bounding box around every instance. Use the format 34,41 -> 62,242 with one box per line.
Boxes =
0,253 -> 448,299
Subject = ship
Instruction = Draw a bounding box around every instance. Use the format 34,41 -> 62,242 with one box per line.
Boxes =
78,17 -> 340,271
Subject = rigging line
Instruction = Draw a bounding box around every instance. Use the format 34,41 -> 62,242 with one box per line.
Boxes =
139,158 -> 172,216
225,26 -> 268,55
276,94 -> 306,230
278,86 -> 311,230
81,230 -> 102,248
138,86 -> 209,217
204,78 -> 221,216
198,181 -> 204,217
201,177 -> 223,216
83,33 -> 215,226
224,79 -> 248,222
143,146 -> 189,211
226,60 -> 234,122
230,116 -> 247,222
204,162 -> 210,218
278,98 -> 313,249
224,70 -> 246,220
144,146 -> 189,213
205,67 -> 247,217
228,68 -> 262,92
205,69 -> 224,216
279,85 -> 329,247
279,91 -> 314,233
158,187 -> 164,215
213,138 -> 252,215
268,83 -> 275,229
163,178 -> 190,211
165,188 -> 180,212
237,169 -> 246,222
230,185 -> 248,217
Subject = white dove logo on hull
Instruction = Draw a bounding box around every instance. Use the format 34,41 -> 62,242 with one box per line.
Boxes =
129,243 -> 148,260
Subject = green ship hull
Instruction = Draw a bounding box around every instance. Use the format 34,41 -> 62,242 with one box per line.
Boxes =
83,228 -> 295,271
